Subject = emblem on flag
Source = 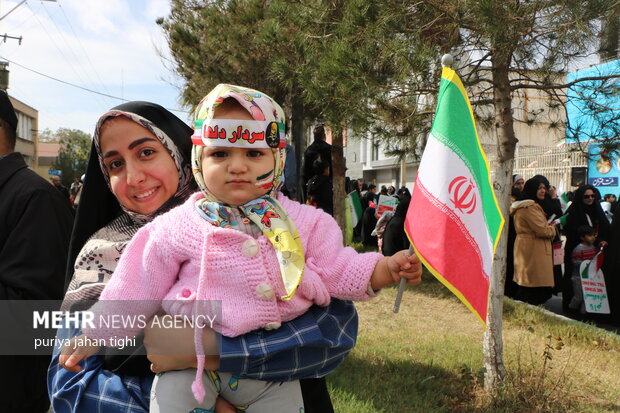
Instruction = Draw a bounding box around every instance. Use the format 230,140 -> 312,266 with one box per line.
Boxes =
449,176 -> 477,214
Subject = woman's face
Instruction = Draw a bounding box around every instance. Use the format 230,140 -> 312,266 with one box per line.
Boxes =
548,186 -> 557,198
513,179 -> 525,192
99,117 -> 179,215
582,189 -> 596,206
536,183 -> 546,200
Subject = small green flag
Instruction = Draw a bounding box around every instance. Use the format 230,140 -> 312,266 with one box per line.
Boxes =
347,190 -> 362,228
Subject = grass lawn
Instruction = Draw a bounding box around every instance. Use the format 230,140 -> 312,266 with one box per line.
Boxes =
327,278 -> 620,412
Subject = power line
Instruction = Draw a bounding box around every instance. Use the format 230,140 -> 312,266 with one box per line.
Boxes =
25,1 -> 110,108
43,2 -> 112,98
0,55 -> 190,115
23,2 -> 105,106
56,2 -> 112,96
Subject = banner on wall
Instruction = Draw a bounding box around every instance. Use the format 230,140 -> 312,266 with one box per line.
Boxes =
587,143 -> 620,197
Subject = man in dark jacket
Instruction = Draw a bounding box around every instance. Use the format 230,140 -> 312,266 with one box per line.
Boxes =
302,125 -> 332,197
0,90 -> 74,413
51,175 -> 71,200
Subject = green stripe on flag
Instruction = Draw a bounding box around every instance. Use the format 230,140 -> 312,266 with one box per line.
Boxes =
347,190 -> 362,228
431,70 -> 503,249
558,213 -> 568,226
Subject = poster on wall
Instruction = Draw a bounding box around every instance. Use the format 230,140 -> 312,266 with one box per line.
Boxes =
587,143 -> 620,197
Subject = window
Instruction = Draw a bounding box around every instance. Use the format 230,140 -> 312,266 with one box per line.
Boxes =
371,141 -> 380,161
17,113 -> 33,141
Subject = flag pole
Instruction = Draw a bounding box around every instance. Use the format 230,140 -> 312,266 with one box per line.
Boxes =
393,245 -> 414,313
393,53 -> 454,314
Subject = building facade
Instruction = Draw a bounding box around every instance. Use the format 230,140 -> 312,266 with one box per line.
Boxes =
9,95 -> 38,168
343,68 -> 568,191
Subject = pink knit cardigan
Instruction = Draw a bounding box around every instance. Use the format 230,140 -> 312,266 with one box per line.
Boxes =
85,192 -> 382,402
86,190 -> 382,337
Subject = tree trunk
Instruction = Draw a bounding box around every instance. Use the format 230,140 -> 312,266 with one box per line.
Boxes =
331,127 -> 346,238
483,55 -> 517,392
291,93 -> 305,202
400,137 -> 407,187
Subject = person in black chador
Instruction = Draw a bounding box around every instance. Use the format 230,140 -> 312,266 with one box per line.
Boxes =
562,185 -> 609,312
306,158 -> 333,215
302,125 -> 332,198
603,201 -> 620,326
505,174 -> 526,298
532,175 -> 564,294
382,192 -> 411,256
358,184 -> 378,247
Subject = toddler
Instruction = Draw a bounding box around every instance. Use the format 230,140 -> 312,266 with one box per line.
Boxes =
60,84 -> 421,412
569,225 -> 598,314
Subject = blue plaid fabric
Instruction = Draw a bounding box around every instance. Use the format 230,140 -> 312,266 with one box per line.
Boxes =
219,299 -> 358,381
48,299 -> 357,412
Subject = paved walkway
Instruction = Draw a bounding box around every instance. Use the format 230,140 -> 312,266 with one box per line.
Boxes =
542,294 -> 619,335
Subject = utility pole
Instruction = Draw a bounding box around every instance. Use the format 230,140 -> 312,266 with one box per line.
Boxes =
0,0 -> 57,89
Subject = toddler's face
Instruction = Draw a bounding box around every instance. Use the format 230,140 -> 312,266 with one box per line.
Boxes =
582,233 -> 596,245
201,147 -> 275,206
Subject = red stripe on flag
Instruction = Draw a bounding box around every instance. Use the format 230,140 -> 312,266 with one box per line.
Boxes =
405,179 -> 489,322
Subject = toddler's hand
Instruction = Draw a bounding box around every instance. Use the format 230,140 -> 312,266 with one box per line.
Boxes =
58,334 -> 100,373
387,249 -> 422,285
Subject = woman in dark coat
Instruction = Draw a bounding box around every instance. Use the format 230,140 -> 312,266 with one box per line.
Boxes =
562,185 -> 610,311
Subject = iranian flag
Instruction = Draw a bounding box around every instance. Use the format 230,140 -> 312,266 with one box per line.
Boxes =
347,190 -> 362,228
557,178 -> 569,213
405,67 -> 504,324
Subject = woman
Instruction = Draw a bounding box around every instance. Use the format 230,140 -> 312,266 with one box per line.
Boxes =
382,192 -> 411,256
48,101 -> 355,413
562,185 -> 609,311
510,177 -> 557,305
531,175 -> 564,294
505,174 -> 526,298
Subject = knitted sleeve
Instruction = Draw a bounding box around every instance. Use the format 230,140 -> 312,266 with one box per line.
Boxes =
304,208 -> 383,301
83,216 -> 188,345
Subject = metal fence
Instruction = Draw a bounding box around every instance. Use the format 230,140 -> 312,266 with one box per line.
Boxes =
487,143 -> 588,190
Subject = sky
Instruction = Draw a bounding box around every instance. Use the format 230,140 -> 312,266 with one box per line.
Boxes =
0,0 -> 190,135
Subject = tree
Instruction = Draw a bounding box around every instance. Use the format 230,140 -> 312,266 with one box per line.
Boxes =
158,0 -> 316,198
51,128 -> 90,187
400,0 -> 617,390
159,0 -> 410,232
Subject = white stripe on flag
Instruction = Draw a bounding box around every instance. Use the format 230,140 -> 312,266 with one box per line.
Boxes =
416,136 -> 494,278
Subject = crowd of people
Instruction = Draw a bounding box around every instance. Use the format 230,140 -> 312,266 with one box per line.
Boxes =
506,174 -> 620,325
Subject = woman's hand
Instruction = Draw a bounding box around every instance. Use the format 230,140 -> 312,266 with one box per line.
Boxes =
143,314 -> 220,373
58,334 -> 101,372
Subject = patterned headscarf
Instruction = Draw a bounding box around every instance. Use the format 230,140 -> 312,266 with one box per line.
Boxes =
190,84 -> 305,301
